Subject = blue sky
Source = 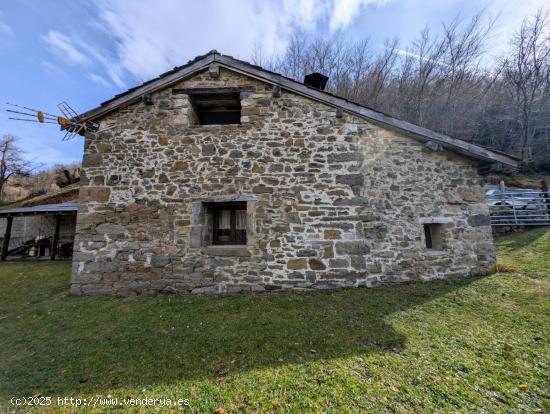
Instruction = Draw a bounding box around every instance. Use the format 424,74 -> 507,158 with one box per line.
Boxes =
0,0 -> 546,168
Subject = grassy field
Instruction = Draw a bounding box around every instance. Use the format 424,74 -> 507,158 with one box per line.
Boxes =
0,229 -> 548,413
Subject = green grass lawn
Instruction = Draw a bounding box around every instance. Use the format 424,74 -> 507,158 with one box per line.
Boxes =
0,229 -> 549,413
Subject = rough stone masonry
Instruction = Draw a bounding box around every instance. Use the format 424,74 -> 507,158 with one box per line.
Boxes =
70,67 -> 495,295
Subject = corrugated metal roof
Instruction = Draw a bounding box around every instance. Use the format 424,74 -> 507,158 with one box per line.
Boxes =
0,202 -> 78,216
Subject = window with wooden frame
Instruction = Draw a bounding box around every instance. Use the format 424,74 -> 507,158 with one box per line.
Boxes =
212,202 -> 247,245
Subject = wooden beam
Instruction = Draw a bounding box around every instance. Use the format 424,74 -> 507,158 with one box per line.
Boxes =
1,217 -> 13,261
172,87 -> 254,95
50,215 -> 61,260
272,85 -> 281,97
0,211 -> 77,218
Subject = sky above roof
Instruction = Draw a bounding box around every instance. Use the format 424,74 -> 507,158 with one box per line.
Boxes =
0,0 -> 546,168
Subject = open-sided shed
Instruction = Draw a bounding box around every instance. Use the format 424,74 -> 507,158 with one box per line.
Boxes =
0,202 -> 78,261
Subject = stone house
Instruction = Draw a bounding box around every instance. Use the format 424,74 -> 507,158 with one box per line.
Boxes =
70,51 -> 517,296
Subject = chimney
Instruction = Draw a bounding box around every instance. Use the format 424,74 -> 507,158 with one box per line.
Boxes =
303,72 -> 329,90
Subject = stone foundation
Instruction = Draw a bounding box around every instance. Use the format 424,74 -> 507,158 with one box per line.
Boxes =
70,68 -> 495,295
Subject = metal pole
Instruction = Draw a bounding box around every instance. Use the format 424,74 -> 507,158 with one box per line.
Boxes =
512,194 -> 518,226
498,180 -> 507,225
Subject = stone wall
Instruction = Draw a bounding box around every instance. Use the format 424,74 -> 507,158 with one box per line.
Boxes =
71,67 -> 495,295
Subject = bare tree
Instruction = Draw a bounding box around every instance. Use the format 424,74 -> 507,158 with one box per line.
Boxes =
345,39 -> 372,101
250,40 -> 274,68
364,38 -> 399,108
396,26 -> 447,125
438,13 -> 495,135
500,10 -> 550,164
260,8 -> 550,171
272,30 -> 309,80
0,135 -> 35,202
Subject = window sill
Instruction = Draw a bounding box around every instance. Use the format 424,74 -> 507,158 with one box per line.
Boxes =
204,245 -> 250,257
189,124 -> 242,129
425,249 -> 448,257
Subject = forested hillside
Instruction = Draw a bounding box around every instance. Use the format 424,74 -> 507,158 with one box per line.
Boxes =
0,163 -> 80,204
255,11 -> 550,170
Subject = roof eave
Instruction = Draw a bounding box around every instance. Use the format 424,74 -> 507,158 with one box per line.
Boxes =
77,52 -> 518,168
78,54 -> 216,122
213,55 -> 518,167
0,202 -> 79,217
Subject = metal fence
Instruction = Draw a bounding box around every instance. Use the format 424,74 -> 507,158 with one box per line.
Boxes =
487,191 -> 550,227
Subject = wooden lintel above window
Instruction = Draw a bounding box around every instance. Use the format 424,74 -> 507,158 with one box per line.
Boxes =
172,87 -> 254,95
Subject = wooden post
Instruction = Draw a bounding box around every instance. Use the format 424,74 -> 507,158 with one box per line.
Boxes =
50,216 -> 61,260
1,216 -> 13,261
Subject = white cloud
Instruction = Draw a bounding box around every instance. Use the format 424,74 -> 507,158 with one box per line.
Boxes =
0,12 -> 15,47
40,60 -> 64,75
0,21 -> 14,37
90,0 -> 381,82
329,0 -> 388,31
41,31 -> 89,64
77,40 -> 126,87
41,29 -> 126,88
87,73 -> 110,87
104,65 -> 125,88
487,0 -> 550,57
39,0 -> 394,88
0,10 -> 13,38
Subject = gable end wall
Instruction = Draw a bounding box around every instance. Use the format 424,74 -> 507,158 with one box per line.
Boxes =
71,68 -> 495,295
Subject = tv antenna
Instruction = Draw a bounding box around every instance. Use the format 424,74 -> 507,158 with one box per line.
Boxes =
6,101 -> 103,141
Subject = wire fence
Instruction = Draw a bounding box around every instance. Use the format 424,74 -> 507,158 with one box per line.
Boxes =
487,191 -> 550,227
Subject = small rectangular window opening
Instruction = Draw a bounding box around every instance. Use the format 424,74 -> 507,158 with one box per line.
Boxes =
211,202 -> 247,245
190,93 -> 241,125
423,223 -> 444,250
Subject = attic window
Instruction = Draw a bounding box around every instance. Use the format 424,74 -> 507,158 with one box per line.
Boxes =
190,92 -> 241,125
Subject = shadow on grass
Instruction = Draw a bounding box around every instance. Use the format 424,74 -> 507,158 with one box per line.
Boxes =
494,227 -> 548,251
0,262 -> 478,398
